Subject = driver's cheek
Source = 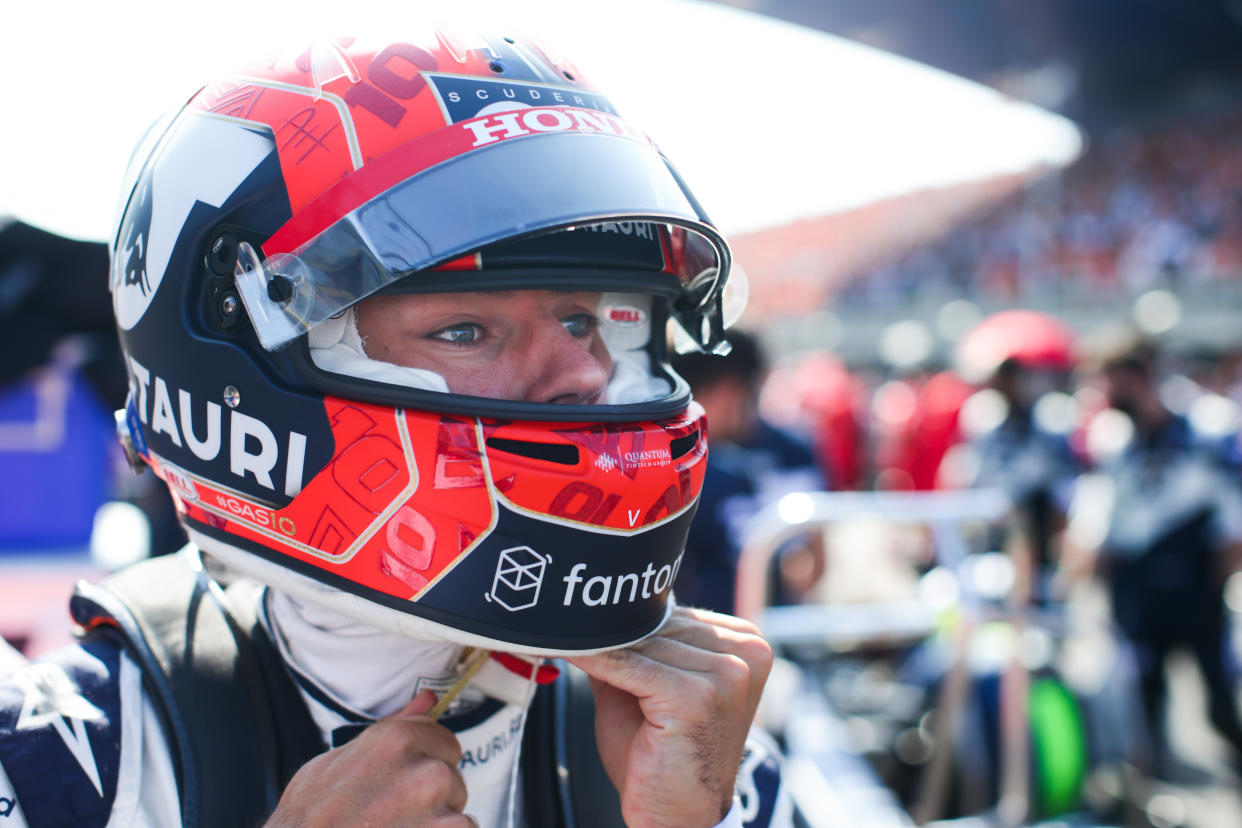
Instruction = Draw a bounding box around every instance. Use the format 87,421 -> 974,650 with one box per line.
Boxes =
444,362 -> 513,399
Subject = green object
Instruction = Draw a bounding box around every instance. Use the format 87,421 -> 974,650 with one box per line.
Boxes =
1029,676 -> 1087,816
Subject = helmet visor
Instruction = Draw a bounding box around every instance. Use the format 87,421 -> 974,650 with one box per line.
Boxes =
235,128 -> 732,353
306,288 -> 678,411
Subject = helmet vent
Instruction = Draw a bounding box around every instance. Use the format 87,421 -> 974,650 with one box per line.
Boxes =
669,431 -> 700,459
485,437 -> 579,465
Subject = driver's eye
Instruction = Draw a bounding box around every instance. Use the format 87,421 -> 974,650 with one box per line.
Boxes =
431,323 -> 484,345
562,313 -> 600,339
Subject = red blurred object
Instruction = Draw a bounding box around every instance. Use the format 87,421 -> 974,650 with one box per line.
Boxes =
958,310 -> 1077,381
872,371 -> 975,491
915,371 -> 976,490
761,353 -> 868,490
794,354 -> 869,490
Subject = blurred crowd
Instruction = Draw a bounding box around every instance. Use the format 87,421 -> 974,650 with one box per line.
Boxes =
680,314 -> 1242,793
837,92 -> 1242,307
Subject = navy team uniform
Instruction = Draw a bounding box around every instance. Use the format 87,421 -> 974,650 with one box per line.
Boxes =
0,556 -> 792,828
1093,413 -> 1242,767
679,419 -> 827,614
968,410 -> 1081,603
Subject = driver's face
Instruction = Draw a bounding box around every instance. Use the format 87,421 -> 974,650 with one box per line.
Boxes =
355,289 -> 613,404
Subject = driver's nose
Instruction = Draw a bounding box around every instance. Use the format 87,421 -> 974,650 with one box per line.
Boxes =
519,321 -> 611,405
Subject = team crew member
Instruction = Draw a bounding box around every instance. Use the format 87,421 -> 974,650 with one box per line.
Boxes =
946,310 -> 1082,604
0,28 -> 791,828
1066,331 -> 1242,777
672,329 -> 830,613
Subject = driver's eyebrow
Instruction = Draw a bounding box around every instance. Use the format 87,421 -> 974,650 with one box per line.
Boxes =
477,290 -> 582,298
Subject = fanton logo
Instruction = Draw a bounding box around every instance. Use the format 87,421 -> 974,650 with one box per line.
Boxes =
486,546 -> 549,611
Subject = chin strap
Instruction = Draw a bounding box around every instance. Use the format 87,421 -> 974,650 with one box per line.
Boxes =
428,648 -> 563,720
427,647 -> 493,720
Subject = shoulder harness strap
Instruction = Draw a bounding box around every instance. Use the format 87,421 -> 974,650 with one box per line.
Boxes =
70,551 -> 322,828
521,660 -> 625,828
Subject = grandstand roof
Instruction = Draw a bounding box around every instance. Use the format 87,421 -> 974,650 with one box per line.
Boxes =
0,0 -> 1080,243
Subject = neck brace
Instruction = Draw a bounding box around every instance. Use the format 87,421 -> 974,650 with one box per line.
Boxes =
307,306 -> 450,391
258,584 -> 541,828
264,587 -> 464,722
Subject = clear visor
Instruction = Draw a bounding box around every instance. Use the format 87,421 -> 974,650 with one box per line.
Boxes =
235,131 -> 735,353
307,290 -> 675,407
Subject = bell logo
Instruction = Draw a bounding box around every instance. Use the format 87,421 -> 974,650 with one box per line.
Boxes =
486,546 -> 550,612
160,460 -> 199,502
601,304 -> 647,327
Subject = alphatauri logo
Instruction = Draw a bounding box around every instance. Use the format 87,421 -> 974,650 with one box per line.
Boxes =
116,174 -> 154,302
127,356 -> 307,497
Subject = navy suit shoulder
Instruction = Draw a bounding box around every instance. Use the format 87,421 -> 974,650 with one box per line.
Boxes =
0,637 -> 130,828
737,727 -> 790,827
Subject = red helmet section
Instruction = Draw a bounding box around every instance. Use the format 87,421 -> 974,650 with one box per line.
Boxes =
193,36 -> 589,220
155,397 -> 705,616
186,36 -> 640,260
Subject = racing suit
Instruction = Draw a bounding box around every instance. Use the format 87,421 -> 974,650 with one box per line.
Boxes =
0,549 -> 793,827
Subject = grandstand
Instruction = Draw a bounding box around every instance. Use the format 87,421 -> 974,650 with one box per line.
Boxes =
721,0 -> 1242,370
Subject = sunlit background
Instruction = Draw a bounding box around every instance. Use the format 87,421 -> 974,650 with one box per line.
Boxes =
5,2 -> 1242,824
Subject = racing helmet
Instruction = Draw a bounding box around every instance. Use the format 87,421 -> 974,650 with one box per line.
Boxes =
108,30 -> 737,655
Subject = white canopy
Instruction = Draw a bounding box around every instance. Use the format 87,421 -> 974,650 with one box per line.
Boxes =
0,0 -> 1080,243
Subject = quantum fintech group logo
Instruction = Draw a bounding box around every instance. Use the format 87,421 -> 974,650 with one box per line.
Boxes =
486,546 -> 550,611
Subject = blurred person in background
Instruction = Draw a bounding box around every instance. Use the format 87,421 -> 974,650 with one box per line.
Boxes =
672,329 -> 831,613
1064,329 -> 1242,777
867,330 -> 974,494
940,310 -> 1083,605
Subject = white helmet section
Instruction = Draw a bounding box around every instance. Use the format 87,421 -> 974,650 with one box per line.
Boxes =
111,115 -> 272,331
596,292 -> 673,404
308,307 -> 451,393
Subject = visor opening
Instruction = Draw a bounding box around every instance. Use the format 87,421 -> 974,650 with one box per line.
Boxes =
669,430 -> 700,459
485,437 -> 580,465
